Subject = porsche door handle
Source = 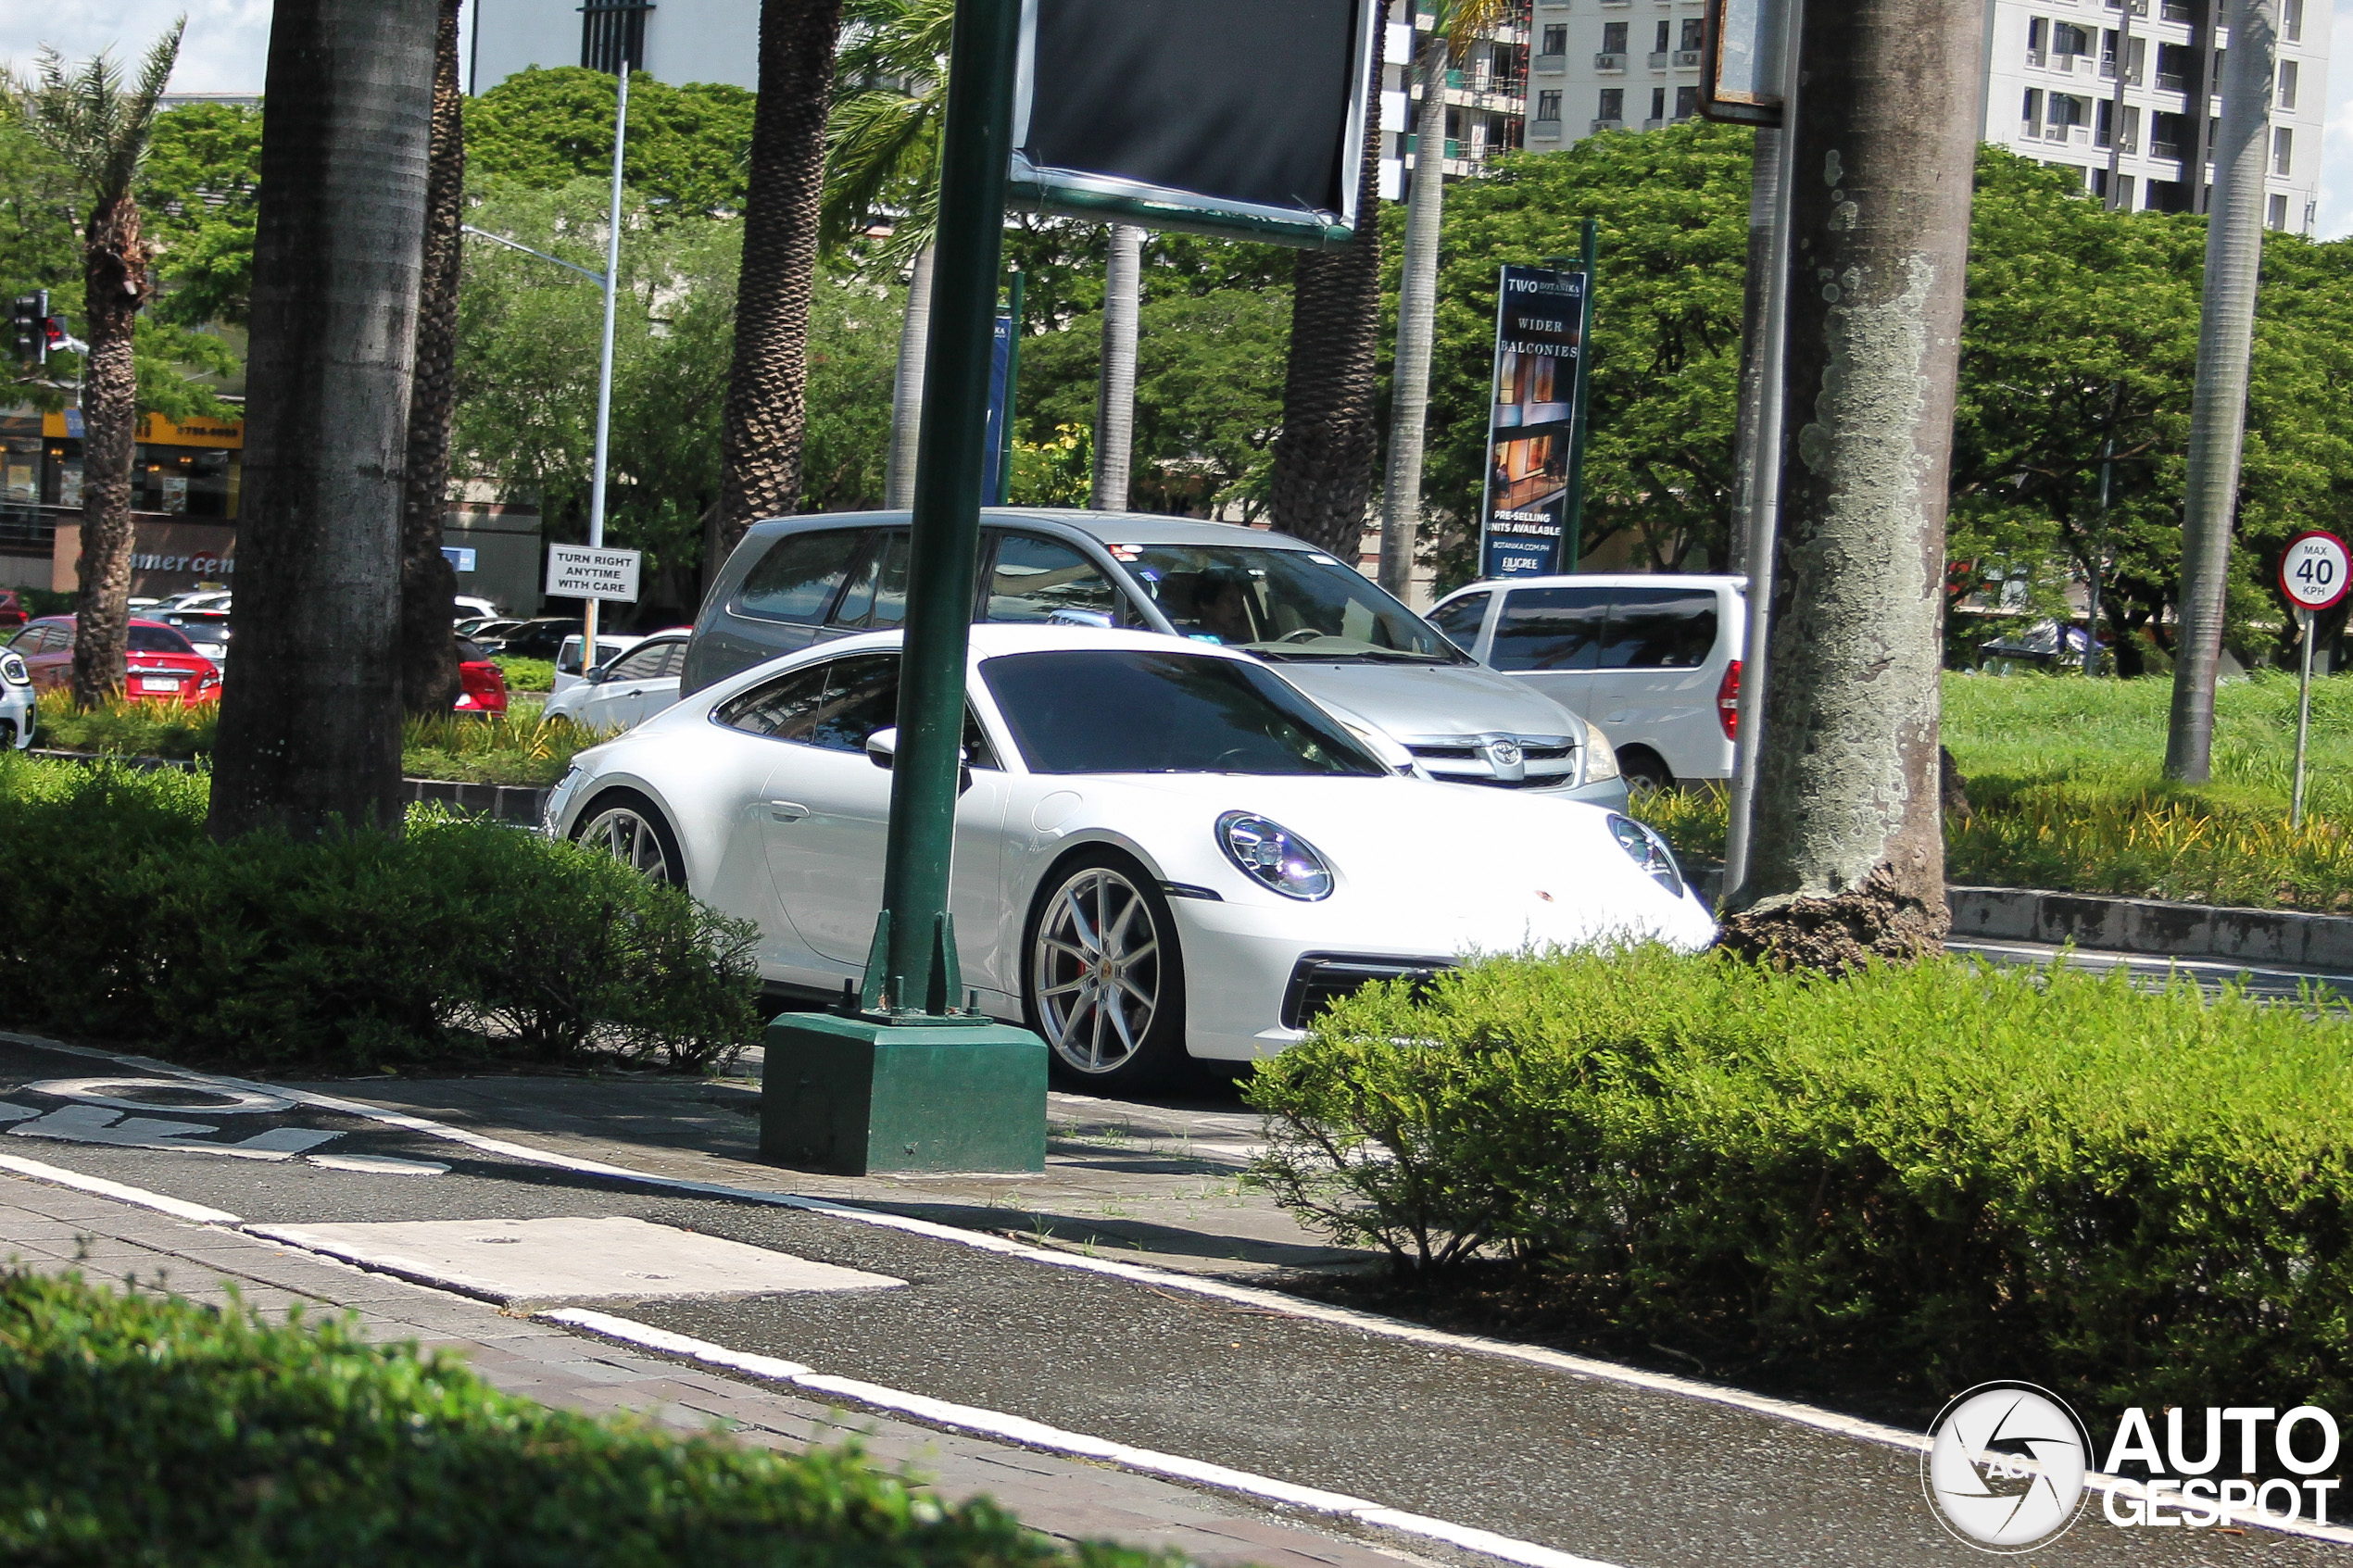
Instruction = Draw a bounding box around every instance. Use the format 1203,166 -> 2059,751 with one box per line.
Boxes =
768,800 -> 810,822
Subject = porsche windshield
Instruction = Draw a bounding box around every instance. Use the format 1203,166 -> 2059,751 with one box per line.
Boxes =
981,649 -> 1390,776
1114,545 -> 1466,663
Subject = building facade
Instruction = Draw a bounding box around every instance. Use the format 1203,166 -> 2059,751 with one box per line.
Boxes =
1524,0 -> 2328,232
1379,4 -> 1535,199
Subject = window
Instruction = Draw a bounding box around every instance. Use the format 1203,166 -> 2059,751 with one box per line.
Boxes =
718,653 -> 996,763
2278,59 -> 2298,109
831,531 -> 912,629
982,650 -> 1387,778
1650,86 -> 1667,119
2284,0 -> 2302,42
1679,18 -> 1704,49
982,533 -> 1125,624
604,640 -> 680,681
1121,544 -> 1461,659
2022,86 -> 2043,130
735,529 -> 863,624
2269,194 -> 2289,230
579,0 -> 651,73
1674,85 -> 1699,119
1653,19 -> 1670,50
1491,586 -> 1610,671
1536,90 -> 1563,121
2053,22 -> 2089,56
2026,16 -> 2045,56
1600,588 -> 1718,669
2273,126 -> 2292,175
1601,21 -> 1627,52
1597,86 -> 1624,119
1541,23 -> 1566,54
1428,593 -> 1491,651
127,625 -> 195,655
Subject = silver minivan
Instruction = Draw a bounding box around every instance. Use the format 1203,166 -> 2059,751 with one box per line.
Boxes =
685,509 -> 1629,808
1428,573 -> 1744,793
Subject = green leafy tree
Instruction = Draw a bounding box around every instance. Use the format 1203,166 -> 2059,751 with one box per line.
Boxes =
140,98 -> 262,328
465,67 -> 757,220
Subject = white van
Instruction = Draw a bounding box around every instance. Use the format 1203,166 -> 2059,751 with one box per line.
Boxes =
1428,574 -> 1744,792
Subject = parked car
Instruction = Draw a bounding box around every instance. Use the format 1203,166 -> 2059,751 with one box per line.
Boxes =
0,643 -> 32,748
0,589 -> 26,630
457,616 -> 525,643
6,616 -> 221,706
153,588 -> 233,615
453,595 -> 498,621
454,635 -> 510,716
686,509 -> 1629,809
162,608 -> 233,666
542,631 -> 688,734
1428,574 -> 1744,793
485,618 -> 585,661
1977,619 -> 2092,674
550,625 -> 1711,1086
552,632 -> 651,696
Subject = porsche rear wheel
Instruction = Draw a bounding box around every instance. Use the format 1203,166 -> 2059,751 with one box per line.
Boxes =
1025,850 -> 1189,1090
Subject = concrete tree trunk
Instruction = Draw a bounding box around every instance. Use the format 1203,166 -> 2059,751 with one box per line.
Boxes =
2164,0 -> 2276,782
1378,33 -> 1450,598
716,0 -> 848,559
1716,0 -> 1982,970
398,0 -> 467,718
1270,0 -> 1390,560
1090,223 -> 1142,512
882,242 -> 936,510
207,0 -> 436,839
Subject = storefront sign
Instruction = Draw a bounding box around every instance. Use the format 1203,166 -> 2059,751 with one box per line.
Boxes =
546,543 -> 641,603
1478,264 -> 1590,580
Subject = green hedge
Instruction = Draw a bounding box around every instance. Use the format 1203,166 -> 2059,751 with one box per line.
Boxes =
0,1269 -> 1161,1568
0,757 -> 758,1072
1245,947 -> 2353,1412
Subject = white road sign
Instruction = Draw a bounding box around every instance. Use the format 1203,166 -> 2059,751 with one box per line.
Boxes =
546,543 -> 642,603
2279,531 -> 2351,612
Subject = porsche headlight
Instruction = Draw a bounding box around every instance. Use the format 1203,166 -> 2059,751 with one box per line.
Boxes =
1608,813 -> 1684,899
0,653 -> 25,687
1581,723 -> 1619,784
1217,811 -> 1335,901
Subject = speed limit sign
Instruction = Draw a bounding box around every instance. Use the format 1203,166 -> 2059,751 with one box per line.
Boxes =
2280,531 -> 2351,611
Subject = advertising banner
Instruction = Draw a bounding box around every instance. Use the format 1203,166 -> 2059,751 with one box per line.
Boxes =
1478,264 -> 1589,580
980,311 -> 1013,506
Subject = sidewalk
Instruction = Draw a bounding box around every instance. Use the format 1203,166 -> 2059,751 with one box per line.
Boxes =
0,1164 -> 1444,1568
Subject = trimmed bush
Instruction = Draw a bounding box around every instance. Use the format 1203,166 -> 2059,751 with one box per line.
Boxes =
0,756 -> 758,1072
1245,947 -> 2353,1411
0,1269 -> 1162,1568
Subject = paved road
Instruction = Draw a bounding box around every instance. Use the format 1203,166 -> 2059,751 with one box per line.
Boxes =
4,1033 -> 2345,1567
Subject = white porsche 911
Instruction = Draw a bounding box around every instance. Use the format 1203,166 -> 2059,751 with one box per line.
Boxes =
545,625 -> 1716,1087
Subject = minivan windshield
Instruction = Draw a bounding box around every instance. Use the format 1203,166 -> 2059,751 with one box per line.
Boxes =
982,648 -> 1390,777
1115,545 -> 1467,664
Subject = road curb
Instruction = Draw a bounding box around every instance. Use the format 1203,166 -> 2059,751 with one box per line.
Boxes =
1946,884 -> 2353,970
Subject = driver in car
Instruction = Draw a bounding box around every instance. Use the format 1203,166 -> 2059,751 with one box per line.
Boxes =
1195,572 -> 1258,645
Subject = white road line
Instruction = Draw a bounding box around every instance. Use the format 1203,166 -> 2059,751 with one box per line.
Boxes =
542,1307 -> 1625,1568
0,1151 -> 244,1225
16,1032 -> 2353,1547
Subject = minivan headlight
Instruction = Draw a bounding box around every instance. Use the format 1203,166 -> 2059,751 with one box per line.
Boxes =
1608,813 -> 1684,899
1582,724 -> 1619,784
0,653 -> 26,687
1217,811 -> 1335,900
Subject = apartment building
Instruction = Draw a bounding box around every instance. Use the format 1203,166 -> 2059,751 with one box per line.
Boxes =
1523,0 -> 2328,232
1378,4 -> 1535,198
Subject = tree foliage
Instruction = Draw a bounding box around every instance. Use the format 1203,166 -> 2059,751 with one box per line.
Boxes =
465,67 -> 757,220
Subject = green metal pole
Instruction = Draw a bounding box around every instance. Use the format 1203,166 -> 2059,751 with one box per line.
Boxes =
1559,216 -> 1598,572
996,269 -> 1024,506
866,0 -> 1022,1017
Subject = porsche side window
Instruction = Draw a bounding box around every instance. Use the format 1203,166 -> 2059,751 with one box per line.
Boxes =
713,662 -> 832,739
806,654 -> 900,751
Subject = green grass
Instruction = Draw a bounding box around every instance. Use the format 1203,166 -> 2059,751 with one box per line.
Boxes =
34,692 -> 596,787
1629,671 -> 2353,909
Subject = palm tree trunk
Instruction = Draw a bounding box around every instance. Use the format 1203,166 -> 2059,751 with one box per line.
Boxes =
67,194 -> 148,711
2164,0 -> 2276,782
1090,223 -> 1142,512
1715,0 -> 1981,970
398,0 -> 467,718
207,0 -> 436,840
1271,0 -> 1390,561
1378,34 -> 1449,598
716,0 -> 848,562
883,242 -> 936,510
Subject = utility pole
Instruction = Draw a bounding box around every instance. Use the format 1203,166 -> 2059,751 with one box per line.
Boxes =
2165,0 -> 2276,781
582,67 -> 628,676
1716,0 -> 1983,969
1557,218 -> 1598,573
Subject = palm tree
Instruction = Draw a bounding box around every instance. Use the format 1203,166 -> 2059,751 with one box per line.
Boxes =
207,0 -> 437,839
1090,223 -> 1141,511
822,0 -> 951,509
1378,0 -> 1509,597
398,0 -> 466,718
8,22 -> 182,710
716,0 -> 852,560
1271,0 -> 1391,560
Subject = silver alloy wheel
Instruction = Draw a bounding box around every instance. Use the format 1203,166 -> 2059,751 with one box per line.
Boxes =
576,804 -> 674,883
1032,865 -> 1163,1074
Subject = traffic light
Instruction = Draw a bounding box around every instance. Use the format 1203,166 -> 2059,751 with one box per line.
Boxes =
9,291 -> 47,366
41,316 -> 67,358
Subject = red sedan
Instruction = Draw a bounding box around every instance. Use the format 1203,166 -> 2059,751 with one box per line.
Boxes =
0,589 -> 25,630
5,616 -> 223,706
454,634 -> 509,717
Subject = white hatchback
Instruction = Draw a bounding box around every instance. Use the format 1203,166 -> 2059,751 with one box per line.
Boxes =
1429,574 -> 1746,792
543,631 -> 688,734
546,625 -> 1715,1087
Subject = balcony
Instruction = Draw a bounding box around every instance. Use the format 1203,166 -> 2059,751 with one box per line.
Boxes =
1533,50 -> 1567,73
2155,69 -> 2184,89
1591,116 -> 1625,131
1672,48 -> 1702,67
1594,50 -> 1627,70
2150,138 -> 2181,159
1643,115 -> 1666,129
2160,0 -> 2191,18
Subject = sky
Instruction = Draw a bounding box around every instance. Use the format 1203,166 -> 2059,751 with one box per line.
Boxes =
4,0 -> 2351,240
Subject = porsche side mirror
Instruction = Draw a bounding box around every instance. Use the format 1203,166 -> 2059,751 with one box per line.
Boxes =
865,727 -> 899,769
